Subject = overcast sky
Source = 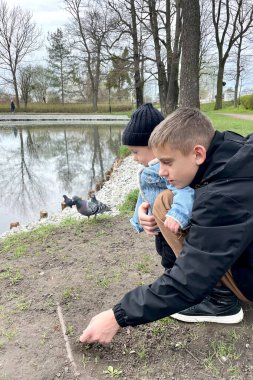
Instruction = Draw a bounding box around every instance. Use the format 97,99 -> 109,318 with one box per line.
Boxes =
7,0 -> 69,64
7,0 -> 68,32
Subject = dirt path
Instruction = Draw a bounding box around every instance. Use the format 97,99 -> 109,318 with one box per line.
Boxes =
0,216 -> 253,380
220,113 -> 253,121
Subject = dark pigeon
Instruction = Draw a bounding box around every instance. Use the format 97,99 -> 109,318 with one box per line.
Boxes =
63,194 -> 75,208
72,195 -> 111,219
90,194 -> 98,203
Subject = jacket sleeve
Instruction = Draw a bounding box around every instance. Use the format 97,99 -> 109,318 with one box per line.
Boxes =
113,190 -> 252,327
165,185 -> 195,229
130,192 -> 144,233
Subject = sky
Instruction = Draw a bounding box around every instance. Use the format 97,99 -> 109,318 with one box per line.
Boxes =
7,0 -> 69,64
7,0 -> 69,32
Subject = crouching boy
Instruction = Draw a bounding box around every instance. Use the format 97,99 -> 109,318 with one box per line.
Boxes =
80,107 -> 253,344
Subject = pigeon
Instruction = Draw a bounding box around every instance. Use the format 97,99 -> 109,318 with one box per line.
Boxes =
90,194 -> 98,203
63,194 -> 75,208
72,195 -> 111,219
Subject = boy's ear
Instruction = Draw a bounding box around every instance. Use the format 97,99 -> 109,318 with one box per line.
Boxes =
193,145 -> 206,165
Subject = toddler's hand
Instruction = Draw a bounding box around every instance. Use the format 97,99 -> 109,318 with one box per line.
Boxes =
138,202 -> 158,236
164,217 -> 181,234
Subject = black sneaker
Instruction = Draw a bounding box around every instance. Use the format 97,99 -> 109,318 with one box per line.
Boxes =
171,287 -> 243,324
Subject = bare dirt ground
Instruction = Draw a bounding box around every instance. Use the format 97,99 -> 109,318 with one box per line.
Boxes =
0,215 -> 253,380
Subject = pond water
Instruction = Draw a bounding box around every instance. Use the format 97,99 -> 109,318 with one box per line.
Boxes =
0,124 -> 123,234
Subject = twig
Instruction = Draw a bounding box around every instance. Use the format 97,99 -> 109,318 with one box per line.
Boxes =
57,303 -> 80,378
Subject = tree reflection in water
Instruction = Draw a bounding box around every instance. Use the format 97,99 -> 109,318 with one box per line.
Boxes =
0,124 -> 122,233
0,127 -> 46,216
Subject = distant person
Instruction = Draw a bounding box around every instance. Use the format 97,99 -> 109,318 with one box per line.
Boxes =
10,99 -> 15,113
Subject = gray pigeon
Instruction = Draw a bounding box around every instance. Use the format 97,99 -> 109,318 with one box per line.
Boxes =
72,195 -> 111,219
63,194 -> 75,208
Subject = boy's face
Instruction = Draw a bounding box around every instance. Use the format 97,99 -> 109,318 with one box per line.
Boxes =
152,144 -> 206,189
128,146 -> 155,166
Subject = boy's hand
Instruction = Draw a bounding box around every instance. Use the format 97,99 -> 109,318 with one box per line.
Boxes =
164,217 -> 181,234
79,309 -> 120,344
138,202 -> 158,236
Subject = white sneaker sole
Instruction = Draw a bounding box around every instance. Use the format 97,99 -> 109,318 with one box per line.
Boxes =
170,308 -> 244,324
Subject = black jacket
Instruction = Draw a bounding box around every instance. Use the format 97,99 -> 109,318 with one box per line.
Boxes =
113,131 -> 253,327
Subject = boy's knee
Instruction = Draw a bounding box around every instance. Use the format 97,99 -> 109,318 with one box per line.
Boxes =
153,190 -> 173,218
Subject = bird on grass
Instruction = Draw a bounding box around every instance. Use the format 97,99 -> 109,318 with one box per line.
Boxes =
63,194 -> 75,208
63,194 -> 111,219
89,194 -> 111,216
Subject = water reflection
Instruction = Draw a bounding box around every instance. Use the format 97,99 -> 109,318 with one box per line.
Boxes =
0,125 -> 123,234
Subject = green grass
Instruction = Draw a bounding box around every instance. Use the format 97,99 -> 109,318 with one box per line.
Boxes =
118,145 -> 131,158
118,189 -> 139,215
201,101 -> 253,114
0,268 -> 23,285
0,216 -> 113,253
0,224 -> 58,259
204,112 -> 253,135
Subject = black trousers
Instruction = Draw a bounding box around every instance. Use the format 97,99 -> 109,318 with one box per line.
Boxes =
155,233 -> 176,270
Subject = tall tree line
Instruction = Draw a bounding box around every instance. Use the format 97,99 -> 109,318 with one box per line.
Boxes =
0,0 -> 253,113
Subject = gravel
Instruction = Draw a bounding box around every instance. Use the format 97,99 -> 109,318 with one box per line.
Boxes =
0,155 -> 141,240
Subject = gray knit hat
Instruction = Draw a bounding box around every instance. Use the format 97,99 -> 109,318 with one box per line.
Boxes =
122,103 -> 164,146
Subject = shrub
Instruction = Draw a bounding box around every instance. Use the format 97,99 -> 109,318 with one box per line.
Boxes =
239,94 -> 253,110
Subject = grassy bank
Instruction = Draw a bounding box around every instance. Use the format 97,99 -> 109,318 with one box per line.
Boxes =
205,112 -> 253,135
0,102 -> 133,114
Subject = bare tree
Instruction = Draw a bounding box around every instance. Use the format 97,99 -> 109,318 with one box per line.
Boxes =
179,0 -> 200,108
142,0 -> 182,114
129,0 -> 145,107
19,65 -> 33,109
212,0 -> 253,110
199,0 -> 216,74
108,0 -> 147,108
233,4 -> 253,107
0,0 -> 42,109
64,0 -> 115,112
165,0 -> 182,113
30,66 -> 51,103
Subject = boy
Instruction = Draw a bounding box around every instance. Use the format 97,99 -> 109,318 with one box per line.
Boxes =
80,107 -> 253,344
122,103 -> 195,265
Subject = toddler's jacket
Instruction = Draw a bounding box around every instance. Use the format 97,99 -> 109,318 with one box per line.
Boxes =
131,159 -> 195,232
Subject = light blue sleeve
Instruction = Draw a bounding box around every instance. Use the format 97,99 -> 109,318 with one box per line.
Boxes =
166,185 -> 195,229
130,192 -> 144,233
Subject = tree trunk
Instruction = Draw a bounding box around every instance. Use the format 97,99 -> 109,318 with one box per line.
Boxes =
165,0 -> 181,114
179,0 -> 200,108
148,0 -> 168,114
60,59 -> 64,104
234,37 -> 243,107
166,60 -> 179,114
130,0 -> 143,107
214,62 -> 224,110
92,85 -> 98,113
13,74 -> 20,109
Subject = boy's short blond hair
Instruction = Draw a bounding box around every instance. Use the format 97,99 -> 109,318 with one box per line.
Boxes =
149,107 -> 215,155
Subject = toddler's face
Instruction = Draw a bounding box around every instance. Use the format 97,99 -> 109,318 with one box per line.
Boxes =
128,146 -> 155,166
152,144 -> 201,188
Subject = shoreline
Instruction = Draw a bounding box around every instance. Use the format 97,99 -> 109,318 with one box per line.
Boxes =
0,155 -> 141,241
0,114 -> 129,127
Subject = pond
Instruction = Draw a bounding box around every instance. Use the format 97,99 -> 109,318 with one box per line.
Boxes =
0,124 -> 124,234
